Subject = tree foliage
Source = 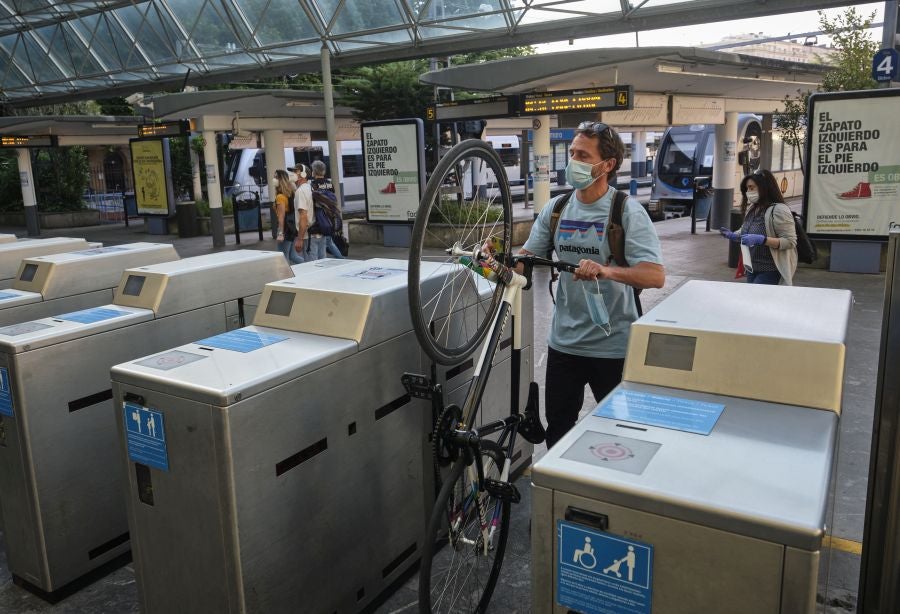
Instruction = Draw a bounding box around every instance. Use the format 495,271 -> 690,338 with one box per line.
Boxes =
337,60 -> 433,122
773,7 -> 878,175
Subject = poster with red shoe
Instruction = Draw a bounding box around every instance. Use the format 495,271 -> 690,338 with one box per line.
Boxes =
804,89 -> 900,239
361,119 -> 426,223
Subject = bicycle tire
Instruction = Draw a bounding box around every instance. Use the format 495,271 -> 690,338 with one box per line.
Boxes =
418,440 -> 510,614
409,139 -> 512,365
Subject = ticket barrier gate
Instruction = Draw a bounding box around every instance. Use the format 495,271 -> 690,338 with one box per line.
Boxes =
110,258 -> 533,614
0,250 -> 292,594
0,238 -> 99,288
0,243 -> 178,326
531,281 -> 852,614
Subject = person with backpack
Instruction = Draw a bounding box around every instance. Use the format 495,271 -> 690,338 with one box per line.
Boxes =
515,121 -> 665,448
310,160 -> 346,259
292,163 -> 323,261
719,169 -> 797,285
272,169 -> 303,264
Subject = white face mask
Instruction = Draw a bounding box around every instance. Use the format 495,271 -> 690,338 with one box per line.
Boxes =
746,191 -> 760,204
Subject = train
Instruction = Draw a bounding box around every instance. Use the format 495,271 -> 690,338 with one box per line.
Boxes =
648,114 -> 804,220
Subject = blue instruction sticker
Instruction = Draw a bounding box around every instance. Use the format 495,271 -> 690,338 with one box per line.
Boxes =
57,307 -> 131,324
557,520 -> 653,614
594,389 -> 724,436
0,292 -> 20,301
123,402 -> 169,471
0,367 -> 13,417
195,329 -> 288,353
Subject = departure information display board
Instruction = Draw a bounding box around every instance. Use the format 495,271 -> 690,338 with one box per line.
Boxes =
0,135 -> 58,148
519,86 -> 633,116
137,120 -> 193,138
425,86 -> 633,121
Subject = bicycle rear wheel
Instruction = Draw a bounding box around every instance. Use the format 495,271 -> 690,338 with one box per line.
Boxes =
409,139 -> 512,365
419,440 -> 510,614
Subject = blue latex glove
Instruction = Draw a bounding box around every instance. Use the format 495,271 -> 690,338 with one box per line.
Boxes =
741,234 -> 766,247
719,227 -> 738,241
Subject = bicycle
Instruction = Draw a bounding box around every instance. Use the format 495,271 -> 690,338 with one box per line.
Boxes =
403,139 -> 578,613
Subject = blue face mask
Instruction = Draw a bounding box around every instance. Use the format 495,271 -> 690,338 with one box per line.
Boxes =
581,280 -> 611,336
565,158 -> 603,190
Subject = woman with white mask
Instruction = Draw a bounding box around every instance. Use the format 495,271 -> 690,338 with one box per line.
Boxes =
720,169 -> 798,285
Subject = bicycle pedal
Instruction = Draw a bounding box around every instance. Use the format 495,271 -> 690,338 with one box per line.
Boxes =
484,478 -> 521,503
401,372 -> 437,400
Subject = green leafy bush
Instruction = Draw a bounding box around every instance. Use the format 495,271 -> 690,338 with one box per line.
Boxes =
194,197 -> 233,217
429,197 -> 503,225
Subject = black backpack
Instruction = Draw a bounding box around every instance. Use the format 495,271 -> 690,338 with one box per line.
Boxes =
547,189 -> 643,316
792,212 -> 817,264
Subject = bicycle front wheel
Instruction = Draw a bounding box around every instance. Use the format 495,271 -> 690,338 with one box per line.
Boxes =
409,139 -> 513,365
418,440 -> 510,614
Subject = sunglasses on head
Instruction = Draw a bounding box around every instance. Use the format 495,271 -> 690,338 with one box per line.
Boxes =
577,121 -> 612,137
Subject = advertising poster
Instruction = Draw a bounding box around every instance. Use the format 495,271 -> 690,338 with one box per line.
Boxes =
805,89 -> 900,239
362,119 -> 425,223
130,139 -> 173,216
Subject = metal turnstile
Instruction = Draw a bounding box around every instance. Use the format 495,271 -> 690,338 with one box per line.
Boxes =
0,250 -> 293,594
110,258 -> 533,614
532,280 -> 852,614
0,243 -> 178,326
0,237 -> 99,288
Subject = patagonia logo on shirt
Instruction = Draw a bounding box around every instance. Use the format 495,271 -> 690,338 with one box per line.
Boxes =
558,219 -> 604,240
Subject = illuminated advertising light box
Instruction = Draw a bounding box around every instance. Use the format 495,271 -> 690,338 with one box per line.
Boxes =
129,138 -> 176,217
804,89 -> 900,240
361,119 -> 425,224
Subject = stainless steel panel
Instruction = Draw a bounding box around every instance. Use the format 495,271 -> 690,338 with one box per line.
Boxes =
116,332 -> 432,614
0,289 -> 113,327
0,304 -> 239,592
782,546 -> 818,614
533,381 -> 838,550
545,492 -> 786,614
0,238 -> 92,284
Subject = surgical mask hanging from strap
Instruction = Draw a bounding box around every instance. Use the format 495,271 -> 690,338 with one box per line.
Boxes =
565,158 -> 602,190
581,279 -> 611,336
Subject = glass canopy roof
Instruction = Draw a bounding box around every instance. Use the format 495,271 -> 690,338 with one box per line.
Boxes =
0,0 -> 865,106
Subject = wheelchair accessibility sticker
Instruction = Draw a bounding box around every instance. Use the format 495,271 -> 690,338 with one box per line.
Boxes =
557,520 -> 652,614
123,402 -> 169,471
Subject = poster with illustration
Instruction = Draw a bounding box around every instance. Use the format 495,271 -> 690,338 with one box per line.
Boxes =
804,89 -> 900,239
130,138 -> 174,216
362,119 -> 425,223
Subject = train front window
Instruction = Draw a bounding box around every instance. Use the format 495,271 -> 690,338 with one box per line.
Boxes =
660,132 -> 700,177
495,147 -> 519,167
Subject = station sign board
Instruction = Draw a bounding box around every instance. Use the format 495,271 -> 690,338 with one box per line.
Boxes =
519,86 -> 632,116
137,120 -> 193,138
0,135 -> 58,148
803,88 -> 900,240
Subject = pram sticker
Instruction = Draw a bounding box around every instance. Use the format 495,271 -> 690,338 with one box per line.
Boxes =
0,367 -> 14,417
0,321 -> 52,336
195,329 -> 288,353
593,389 -> 724,436
135,350 -> 207,371
342,266 -> 405,280
123,402 -> 169,471
0,291 -> 22,301
57,307 -> 131,325
74,246 -> 130,255
557,520 -> 653,614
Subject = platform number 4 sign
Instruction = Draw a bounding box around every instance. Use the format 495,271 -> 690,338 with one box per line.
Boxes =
872,48 -> 899,83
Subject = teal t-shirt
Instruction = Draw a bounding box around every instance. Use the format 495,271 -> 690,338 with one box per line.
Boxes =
522,187 -> 663,359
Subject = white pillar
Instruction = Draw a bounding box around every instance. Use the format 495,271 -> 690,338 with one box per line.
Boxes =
712,112 -> 738,229
532,116 -> 551,214
17,148 -> 39,236
202,130 -> 226,247
630,130 -> 647,178
190,137 -> 203,202
321,44 -> 342,205
262,129 -> 286,196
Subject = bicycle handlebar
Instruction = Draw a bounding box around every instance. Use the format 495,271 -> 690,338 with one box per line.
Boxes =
511,254 -> 579,275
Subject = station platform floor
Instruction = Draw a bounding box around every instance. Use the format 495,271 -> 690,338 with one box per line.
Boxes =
0,196 -> 879,613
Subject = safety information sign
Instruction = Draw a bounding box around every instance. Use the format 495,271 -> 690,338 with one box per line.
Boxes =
196,329 -> 288,353
57,307 -> 131,324
557,520 -> 653,614
0,367 -> 14,417
123,402 -> 168,471
593,389 -> 724,435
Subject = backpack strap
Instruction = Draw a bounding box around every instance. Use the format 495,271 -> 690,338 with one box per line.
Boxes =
547,191 -> 574,304
606,189 -> 629,267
